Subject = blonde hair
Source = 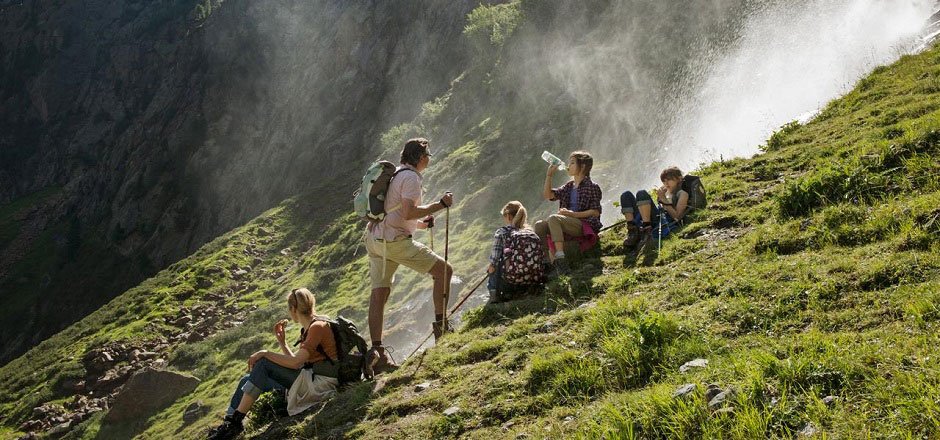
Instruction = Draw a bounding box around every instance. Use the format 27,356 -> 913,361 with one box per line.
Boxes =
288,288 -> 316,316
501,201 -> 529,229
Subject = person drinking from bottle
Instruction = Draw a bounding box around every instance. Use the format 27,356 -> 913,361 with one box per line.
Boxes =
534,151 -> 603,273
619,166 -> 690,249
363,138 -> 454,378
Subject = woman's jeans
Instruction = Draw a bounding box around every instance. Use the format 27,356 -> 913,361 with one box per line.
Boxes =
227,358 -> 300,415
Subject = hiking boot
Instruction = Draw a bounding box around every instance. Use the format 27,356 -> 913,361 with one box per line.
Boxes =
363,346 -> 398,379
544,262 -> 558,280
487,288 -> 505,304
623,224 -> 640,249
432,319 -> 452,342
553,257 -> 570,275
207,415 -> 243,440
637,224 -> 653,247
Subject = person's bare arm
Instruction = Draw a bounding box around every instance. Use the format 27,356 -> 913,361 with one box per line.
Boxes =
264,349 -> 311,370
400,192 -> 453,220
247,348 -> 311,371
274,320 -> 292,356
663,192 -> 689,220
543,165 -> 558,200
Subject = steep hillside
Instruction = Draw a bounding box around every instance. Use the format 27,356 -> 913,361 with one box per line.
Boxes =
253,41 -> 940,439
0,0 -> 477,364
2,1 -> 939,439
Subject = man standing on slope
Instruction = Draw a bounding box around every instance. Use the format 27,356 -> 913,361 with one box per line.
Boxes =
364,137 -> 454,378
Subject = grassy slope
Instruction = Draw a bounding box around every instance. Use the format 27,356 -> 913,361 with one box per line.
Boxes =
264,45 -> 940,438
2,4 -> 939,440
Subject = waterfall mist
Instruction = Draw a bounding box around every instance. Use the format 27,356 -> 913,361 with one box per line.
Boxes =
666,0 -> 935,172
508,0 -> 934,221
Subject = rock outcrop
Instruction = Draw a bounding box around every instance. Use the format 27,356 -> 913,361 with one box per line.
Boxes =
104,368 -> 200,423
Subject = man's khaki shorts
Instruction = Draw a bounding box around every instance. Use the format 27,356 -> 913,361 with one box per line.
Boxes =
365,234 -> 441,289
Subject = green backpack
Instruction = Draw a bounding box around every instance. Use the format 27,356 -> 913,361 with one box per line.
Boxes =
353,161 -> 413,223
310,316 -> 369,384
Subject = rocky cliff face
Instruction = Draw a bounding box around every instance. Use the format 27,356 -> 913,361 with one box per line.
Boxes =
0,0 -> 480,364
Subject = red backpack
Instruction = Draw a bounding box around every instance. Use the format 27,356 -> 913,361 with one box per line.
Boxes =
501,229 -> 544,285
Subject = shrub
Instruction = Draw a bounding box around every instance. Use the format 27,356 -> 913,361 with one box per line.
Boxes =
465,1 -> 523,51
763,121 -> 802,152
246,390 -> 288,430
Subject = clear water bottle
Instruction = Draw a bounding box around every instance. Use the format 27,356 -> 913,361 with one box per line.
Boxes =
541,151 -> 566,170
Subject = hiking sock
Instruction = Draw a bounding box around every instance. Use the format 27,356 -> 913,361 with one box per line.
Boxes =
371,341 -> 383,349
435,313 -> 444,323
641,222 -> 651,230
554,251 -> 565,259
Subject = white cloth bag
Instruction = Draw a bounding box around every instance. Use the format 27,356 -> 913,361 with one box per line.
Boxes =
287,369 -> 339,416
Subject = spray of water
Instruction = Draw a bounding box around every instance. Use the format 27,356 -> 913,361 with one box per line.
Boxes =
515,0 -> 933,210
665,0 -> 936,173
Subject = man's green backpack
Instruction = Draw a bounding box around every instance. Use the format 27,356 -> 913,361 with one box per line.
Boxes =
310,317 -> 369,384
354,161 -> 413,223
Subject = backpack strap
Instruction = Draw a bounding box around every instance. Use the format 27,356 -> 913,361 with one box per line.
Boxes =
384,168 -> 416,215
310,318 -> 338,365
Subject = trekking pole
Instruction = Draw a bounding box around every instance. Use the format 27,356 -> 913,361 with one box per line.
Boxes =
658,204 -> 663,253
598,219 -> 628,235
429,223 -> 434,252
443,206 -> 450,317
407,271 -> 489,359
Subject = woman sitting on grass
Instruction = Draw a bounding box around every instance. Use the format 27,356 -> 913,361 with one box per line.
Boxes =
207,288 -> 338,440
534,150 -> 603,273
487,201 -> 543,303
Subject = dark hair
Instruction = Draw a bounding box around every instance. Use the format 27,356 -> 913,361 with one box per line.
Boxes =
569,151 -> 593,176
660,166 -> 683,182
400,138 -> 430,167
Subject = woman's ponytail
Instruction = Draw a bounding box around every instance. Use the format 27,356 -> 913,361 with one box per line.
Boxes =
501,201 -> 529,230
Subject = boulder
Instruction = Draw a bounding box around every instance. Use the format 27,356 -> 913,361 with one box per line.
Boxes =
672,383 -> 696,398
707,388 -> 735,410
92,366 -> 133,392
104,368 -> 200,423
799,422 -> 819,437
704,383 -> 722,402
47,421 -> 71,436
679,358 -> 708,373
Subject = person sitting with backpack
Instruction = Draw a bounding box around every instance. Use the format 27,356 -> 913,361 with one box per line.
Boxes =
534,151 -> 603,273
487,201 -> 543,303
207,288 -> 338,440
620,166 -> 705,249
